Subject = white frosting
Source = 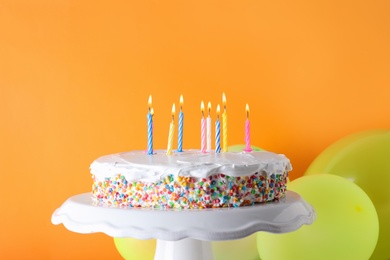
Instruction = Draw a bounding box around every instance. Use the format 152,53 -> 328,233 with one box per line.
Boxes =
90,150 -> 292,183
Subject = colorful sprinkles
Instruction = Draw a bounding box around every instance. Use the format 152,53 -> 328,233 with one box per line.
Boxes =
92,171 -> 288,209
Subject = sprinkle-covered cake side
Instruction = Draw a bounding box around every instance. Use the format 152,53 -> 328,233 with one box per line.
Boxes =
91,150 -> 291,209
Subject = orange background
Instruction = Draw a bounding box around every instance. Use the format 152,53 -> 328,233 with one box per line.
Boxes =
1,1 -> 390,259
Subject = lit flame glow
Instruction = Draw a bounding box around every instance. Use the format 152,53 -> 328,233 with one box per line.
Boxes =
180,95 -> 184,109
222,93 -> 227,110
171,103 -> 176,116
148,95 -> 152,109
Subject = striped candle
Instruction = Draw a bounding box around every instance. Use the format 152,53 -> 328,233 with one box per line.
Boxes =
215,104 -> 221,153
167,103 -> 176,155
206,102 -> 212,152
201,101 -> 207,153
177,95 -> 184,152
222,93 -> 228,152
244,103 -> 253,152
147,95 -> 153,155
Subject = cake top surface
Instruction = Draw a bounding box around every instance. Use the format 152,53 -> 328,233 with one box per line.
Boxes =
90,150 -> 292,182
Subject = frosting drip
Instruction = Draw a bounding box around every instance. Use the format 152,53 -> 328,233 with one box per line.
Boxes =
90,150 -> 292,183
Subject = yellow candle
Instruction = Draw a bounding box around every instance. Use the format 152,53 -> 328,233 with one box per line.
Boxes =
222,93 -> 228,152
167,103 -> 175,155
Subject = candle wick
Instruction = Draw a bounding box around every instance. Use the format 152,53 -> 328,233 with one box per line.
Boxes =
202,110 -> 204,118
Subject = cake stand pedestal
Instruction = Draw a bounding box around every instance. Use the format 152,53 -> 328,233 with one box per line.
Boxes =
52,191 -> 315,260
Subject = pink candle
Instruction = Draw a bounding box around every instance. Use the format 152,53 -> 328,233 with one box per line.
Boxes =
244,103 -> 253,152
201,101 -> 207,153
206,102 -> 212,152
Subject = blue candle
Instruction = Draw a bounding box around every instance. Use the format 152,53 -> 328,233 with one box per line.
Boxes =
147,95 -> 153,155
215,104 -> 221,153
177,95 -> 184,152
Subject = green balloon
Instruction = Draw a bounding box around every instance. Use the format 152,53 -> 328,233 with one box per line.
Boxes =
212,234 -> 260,260
114,238 -> 156,260
228,144 -> 262,152
305,130 -> 390,260
257,174 -> 379,260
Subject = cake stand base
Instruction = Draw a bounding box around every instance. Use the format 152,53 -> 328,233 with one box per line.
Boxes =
52,191 -> 315,260
155,239 -> 213,260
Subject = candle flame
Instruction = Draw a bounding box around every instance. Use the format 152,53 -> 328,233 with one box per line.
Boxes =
222,92 -> 227,110
151,107 -> 154,116
148,95 -> 152,108
171,103 -> 176,115
201,101 -> 205,117
216,104 -> 220,117
180,95 -> 184,108
207,102 -> 211,115
171,103 -> 176,121
246,103 -> 249,118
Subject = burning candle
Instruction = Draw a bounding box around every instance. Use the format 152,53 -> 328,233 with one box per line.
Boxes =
206,102 -> 212,152
201,101 -> 207,153
222,93 -> 228,152
244,103 -> 253,152
147,95 -> 153,155
151,107 -> 155,136
177,95 -> 184,152
215,104 -> 221,153
167,103 -> 175,155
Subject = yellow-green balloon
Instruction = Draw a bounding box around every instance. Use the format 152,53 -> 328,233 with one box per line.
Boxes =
212,234 -> 259,260
305,130 -> 390,260
114,238 -> 156,260
257,174 -> 379,260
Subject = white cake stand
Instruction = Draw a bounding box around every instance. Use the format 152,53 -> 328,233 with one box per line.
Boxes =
52,191 -> 315,260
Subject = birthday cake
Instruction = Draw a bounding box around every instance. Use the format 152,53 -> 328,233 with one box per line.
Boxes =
91,150 -> 291,209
